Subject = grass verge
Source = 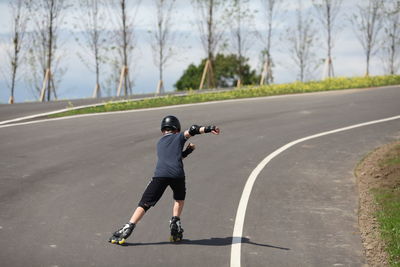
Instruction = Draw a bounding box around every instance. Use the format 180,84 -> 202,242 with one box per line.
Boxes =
374,144 -> 400,266
49,75 -> 400,118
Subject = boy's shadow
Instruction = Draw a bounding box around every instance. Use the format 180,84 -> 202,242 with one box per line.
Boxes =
122,236 -> 290,251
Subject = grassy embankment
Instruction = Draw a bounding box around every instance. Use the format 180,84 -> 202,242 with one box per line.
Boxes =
49,75 -> 400,118
374,144 -> 400,266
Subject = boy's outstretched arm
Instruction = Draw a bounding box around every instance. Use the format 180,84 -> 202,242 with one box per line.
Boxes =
184,125 -> 220,138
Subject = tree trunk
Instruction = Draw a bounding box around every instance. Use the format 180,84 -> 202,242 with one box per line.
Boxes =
46,0 -> 55,102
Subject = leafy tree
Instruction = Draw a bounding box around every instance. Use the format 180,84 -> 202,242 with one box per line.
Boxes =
192,0 -> 226,89
3,0 -> 31,104
350,0 -> 384,76
150,0 -> 177,95
175,53 -> 259,91
286,0 -> 319,82
312,0 -> 343,79
174,64 -> 202,91
225,0 -> 256,87
108,0 -> 141,96
258,0 -> 284,85
381,0 -> 400,75
73,0 -> 108,98
27,0 -> 70,101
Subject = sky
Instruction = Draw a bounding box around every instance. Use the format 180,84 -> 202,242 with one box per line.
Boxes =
0,0 -> 385,103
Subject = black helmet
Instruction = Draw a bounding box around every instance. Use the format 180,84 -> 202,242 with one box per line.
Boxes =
161,115 -> 181,132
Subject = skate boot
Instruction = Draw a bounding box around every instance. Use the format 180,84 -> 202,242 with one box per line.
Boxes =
109,222 -> 135,245
169,216 -> 184,242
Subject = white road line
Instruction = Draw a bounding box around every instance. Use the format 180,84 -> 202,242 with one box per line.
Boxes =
0,97 -> 156,126
0,87 -> 374,128
0,94 -> 303,129
230,114 -> 400,267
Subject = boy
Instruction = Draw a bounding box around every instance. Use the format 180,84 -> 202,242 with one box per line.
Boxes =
109,115 -> 220,244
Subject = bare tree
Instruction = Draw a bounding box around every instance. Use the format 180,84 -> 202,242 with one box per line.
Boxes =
381,0 -> 400,75
193,0 -> 225,89
312,0 -> 343,79
3,0 -> 31,104
225,0 -> 255,87
150,0 -> 177,95
258,0 -> 284,85
350,0 -> 384,76
287,0 -> 319,82
109,0 -> 141,97
74,0 -> 108,98
27,0 -> 70,101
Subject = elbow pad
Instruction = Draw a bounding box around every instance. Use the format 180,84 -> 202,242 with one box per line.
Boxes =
188,125 -> 201,136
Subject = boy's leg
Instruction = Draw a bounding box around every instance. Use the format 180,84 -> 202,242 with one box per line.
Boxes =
170,178 -> 186,217
129,206 -> 146,224
129,177 -> 168,224
173,200 -> 184,217
169,179 -> 186,242
110,178 -> 168,244
137,178 -> 169,213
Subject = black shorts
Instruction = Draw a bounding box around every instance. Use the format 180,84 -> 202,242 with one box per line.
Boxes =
138,177 -> 186,210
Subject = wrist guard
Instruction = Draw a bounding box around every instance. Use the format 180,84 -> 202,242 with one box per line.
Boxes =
204,125 -> 216,133
188,125 -> 201,136
182,146 -> 194,158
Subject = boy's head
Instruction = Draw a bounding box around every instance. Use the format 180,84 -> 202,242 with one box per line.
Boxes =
161,115 -> 181,133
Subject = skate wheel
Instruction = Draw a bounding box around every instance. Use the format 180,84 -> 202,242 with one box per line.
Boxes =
170,236 -> 182,242
118,238 -> 126,245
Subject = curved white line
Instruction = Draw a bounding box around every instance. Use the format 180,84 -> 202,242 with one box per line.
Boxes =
230,114 -> 400,267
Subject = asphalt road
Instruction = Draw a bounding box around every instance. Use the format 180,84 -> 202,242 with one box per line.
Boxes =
0,89 -> 232,123
0,94 -> 155,123
0,86 -> 399,267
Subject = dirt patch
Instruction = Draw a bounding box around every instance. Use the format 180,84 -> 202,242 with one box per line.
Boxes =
355,141 -> 400,266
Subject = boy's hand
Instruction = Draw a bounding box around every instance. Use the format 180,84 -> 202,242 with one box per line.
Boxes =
187,143 -> 196,150
204,125 -> 220,135
211,127 -> 220,135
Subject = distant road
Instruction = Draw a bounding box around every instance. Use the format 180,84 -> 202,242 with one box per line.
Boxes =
0,86 -> 399,266
0,94 -> 155,122
0,88 -> 234,123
